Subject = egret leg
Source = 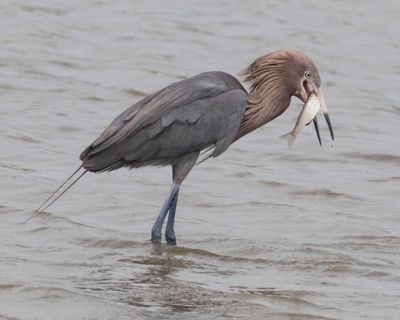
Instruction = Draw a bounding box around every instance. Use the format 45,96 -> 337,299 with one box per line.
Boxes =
150,152 -> 199,244
151,183 -> 179,244
165,188 -> 180,245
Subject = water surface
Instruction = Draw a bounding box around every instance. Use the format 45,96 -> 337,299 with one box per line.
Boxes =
1,1 -> 399,319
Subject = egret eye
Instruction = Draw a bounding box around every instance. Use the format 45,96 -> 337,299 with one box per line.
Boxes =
304,71 -> 312,79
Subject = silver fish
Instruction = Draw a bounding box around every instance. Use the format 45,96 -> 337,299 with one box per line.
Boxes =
279,92 -> 321,147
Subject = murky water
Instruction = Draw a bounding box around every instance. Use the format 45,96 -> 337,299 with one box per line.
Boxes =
1,0 -> 399,319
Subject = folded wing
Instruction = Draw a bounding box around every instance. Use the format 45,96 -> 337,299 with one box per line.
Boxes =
80,71 -> 247,172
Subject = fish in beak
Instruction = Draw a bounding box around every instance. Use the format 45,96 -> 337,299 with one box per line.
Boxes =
280,93 -> 321,147
280,88 -> 334,147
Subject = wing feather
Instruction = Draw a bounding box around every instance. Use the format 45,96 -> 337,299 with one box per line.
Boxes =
80,71 -> 247,171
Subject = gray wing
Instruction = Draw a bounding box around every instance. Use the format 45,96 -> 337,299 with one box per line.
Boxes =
81,71 -> 247,172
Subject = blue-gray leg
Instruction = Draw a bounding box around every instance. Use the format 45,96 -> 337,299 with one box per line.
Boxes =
151,183 -> 179,244
151,151 -> 199,245
165,188 -> 180,245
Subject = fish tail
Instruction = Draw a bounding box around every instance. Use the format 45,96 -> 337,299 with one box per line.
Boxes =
279,133 -> 296,147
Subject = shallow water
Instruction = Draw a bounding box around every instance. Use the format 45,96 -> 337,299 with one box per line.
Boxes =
1,1 -> 399,319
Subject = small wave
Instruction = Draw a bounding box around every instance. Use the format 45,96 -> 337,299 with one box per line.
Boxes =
75,237 -> 142,249
49,60 -> 82,69
264,313 -> 337,320
290,188 -> 359,200
342,152 -> 400,163
0,163 -> 35,173
22,210 -> 93,229
275,154 -> 341,164
363,271 -> 390,277
258,179 -> 289,188
84,96 -> 114,102
194,200 -> 298,209
163,245 -> 223,258
233,171 -> 255,178
340,235 -> 400,244
368,176 -> 400,183
21,5 -> 66,16
323,264 -> 352,273
122,256 -> 194,269
124,88 -> 148,97
8,134 -> 40,144
0,283 -> 23,291
28,226 -> 50,233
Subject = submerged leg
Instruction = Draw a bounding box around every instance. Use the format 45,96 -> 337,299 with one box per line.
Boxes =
151,183 -> 179,244
165,188 -> 180,245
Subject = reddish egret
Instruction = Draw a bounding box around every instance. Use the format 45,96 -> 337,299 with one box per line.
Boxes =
31,50 -> 334,245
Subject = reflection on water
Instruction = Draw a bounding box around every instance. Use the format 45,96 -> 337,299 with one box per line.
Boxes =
1,0 -> 400,319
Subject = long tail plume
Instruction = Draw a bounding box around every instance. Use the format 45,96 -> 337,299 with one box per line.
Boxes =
21,165 -> 87,226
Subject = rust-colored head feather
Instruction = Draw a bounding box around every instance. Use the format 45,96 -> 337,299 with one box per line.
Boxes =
236,50 -> 321,140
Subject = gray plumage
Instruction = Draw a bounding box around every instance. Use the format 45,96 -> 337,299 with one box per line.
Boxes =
80,71 -> 247,173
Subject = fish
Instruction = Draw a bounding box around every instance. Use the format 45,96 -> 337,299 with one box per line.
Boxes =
279,92 -> 321,147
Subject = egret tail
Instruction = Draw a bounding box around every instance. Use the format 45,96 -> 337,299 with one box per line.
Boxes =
21,166 -> 87,226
